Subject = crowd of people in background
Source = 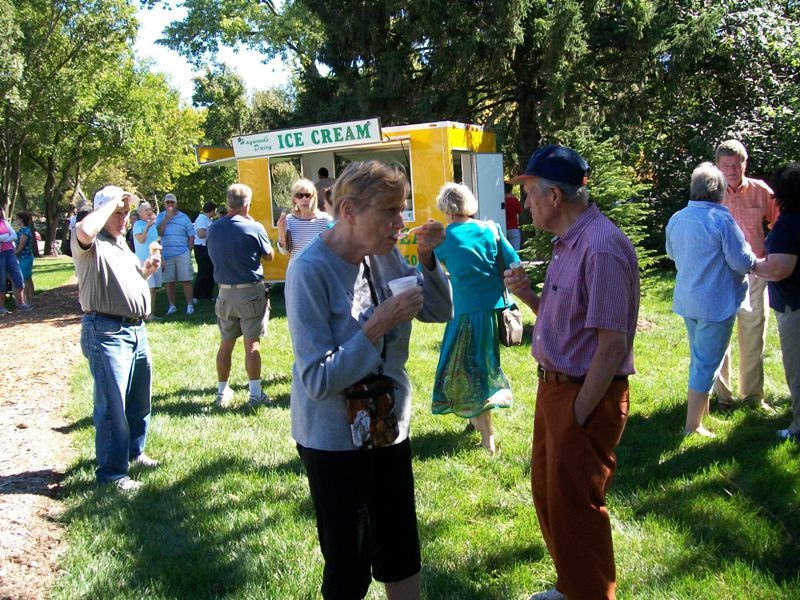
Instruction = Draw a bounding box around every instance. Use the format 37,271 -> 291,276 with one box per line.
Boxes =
15,134 -> 793,600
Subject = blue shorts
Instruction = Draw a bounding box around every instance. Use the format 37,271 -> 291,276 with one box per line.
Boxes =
18,255 -> 33,279
684,315 -> 736,393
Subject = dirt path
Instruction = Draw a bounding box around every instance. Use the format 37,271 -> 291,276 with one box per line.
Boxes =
0,277 -> 83,600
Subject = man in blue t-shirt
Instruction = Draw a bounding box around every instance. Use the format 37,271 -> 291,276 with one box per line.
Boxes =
155,193 -> 195,315
207,183 -> 274,409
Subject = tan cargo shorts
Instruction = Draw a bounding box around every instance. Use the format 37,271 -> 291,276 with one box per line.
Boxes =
215,283 -> 269,340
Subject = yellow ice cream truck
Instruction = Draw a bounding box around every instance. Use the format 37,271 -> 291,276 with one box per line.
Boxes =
196,118 -> 506,281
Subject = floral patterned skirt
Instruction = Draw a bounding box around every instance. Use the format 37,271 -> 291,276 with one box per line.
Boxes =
432,309 -> 513,418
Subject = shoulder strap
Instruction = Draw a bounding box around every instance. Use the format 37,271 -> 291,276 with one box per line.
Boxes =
362,259 -> 387,372
493,227 -> 511,307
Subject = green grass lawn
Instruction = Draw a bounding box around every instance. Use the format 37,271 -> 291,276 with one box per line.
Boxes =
30,255 -> 77,292
55,274 -> 799,599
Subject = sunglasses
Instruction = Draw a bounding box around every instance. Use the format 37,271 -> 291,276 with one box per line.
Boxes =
294,192 -> 313,199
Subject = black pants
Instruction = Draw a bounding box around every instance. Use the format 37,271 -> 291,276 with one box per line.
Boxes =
297,439 -> 421,600
193,245 -> 214,299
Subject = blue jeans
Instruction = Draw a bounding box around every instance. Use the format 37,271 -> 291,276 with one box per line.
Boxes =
684,315 -> 736,394
80,314 -> 152,482
1,249 -> 23,289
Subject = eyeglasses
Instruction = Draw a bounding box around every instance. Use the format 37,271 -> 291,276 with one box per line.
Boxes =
294,192 -> 313,199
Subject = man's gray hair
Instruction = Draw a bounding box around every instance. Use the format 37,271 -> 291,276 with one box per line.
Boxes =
690,162 -> 726,203
227,183 -> 252,209
536,178 -> 589,204
715,139 -> 748,163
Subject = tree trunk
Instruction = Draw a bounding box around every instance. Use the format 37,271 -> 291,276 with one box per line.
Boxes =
43,155 -> 59,255
0,131 -> 24,218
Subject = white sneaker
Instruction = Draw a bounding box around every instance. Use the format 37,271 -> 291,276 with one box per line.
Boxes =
215,387 -> 234,408
186,304 -> 194,315
165,305 -> 177,316
528,589 -> 566,600
246,391 -> 271,408
0,307 -> 8,315
132,453 -> 160,468
17,303 -> 33,311
113,477 -> 143,493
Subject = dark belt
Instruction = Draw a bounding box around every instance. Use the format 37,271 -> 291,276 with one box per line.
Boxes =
537,365 -> 628,384
88,311 -> 144,325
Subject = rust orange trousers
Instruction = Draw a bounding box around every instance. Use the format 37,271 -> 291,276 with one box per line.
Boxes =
532,379 -> 629,600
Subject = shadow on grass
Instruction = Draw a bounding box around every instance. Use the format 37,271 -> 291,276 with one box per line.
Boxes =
419,534 -> 546,599
33,260 -> 74,275
56,380 -> 292,434
412,428 -> 479,461
59,454 -> 314,598
615,401 -> 800,585
53,416 -> 93,435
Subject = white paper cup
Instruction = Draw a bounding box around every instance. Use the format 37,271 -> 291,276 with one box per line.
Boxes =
388,275 -> 419,296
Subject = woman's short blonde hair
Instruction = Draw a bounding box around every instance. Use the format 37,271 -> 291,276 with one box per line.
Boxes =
435,182 -> 478,216
290,178 -> 318,214
331,161 -> 409,218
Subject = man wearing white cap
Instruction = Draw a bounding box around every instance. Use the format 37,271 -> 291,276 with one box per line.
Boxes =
155,192 -> 195,315
72,186 -> 163,492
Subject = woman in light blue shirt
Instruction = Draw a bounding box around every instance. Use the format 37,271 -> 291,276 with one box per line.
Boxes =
666,162 -> 756,437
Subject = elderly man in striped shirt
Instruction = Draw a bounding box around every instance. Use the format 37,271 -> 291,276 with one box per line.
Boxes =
713,140 -> 780,410
155,193 -> 196,316
505,145 -> 640,600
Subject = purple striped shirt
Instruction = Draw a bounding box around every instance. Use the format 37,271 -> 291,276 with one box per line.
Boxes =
532,204 -> 640,377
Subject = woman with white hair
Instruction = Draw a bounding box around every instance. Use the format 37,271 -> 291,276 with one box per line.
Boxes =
667,162 -> 756,437
431,183 -> 519,454
277,177 -> 332,259
132,201 -> 162,319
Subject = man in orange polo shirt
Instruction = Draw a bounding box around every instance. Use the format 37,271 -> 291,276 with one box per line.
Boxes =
713,140 -> 780,409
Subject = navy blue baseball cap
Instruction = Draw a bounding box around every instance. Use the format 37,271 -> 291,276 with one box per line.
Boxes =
508,144 -> 590,186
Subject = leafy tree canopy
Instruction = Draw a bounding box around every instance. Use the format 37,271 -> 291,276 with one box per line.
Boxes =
156,0 -> 800,261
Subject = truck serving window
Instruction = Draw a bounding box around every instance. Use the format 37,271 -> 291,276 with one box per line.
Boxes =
333,145 -> 414,221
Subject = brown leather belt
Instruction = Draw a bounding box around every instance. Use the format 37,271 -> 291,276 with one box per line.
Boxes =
537,365 -> 628,384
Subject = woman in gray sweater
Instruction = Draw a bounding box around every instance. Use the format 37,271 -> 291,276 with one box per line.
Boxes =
285,160 -> 452,600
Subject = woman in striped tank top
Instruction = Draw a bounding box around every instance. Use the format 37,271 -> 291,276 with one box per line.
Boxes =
277,178 -> 333,259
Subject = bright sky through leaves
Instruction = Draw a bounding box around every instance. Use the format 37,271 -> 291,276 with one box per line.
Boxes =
133,3 -> 290,103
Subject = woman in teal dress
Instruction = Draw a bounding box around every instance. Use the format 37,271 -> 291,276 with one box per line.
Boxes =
432,183 -> 520,454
